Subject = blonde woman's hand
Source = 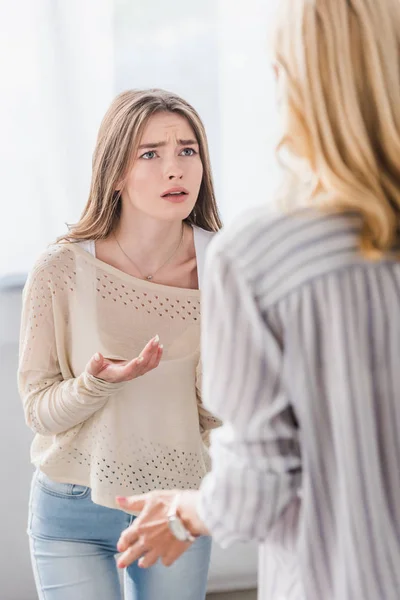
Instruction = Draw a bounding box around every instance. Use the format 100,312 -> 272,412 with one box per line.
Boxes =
115,490 -> 209,569
85,335 -> 163,383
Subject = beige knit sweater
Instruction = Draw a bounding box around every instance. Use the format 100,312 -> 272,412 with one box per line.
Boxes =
18,233 -> 221,509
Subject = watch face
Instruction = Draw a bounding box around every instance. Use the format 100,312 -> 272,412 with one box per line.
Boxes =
168,517 -> 188,541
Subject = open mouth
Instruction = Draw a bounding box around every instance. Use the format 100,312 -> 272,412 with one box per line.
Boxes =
161,191 -> 188,199
161,187 -> 189,202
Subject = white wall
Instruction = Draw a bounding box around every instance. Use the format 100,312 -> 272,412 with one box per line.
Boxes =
0,289 -> 36,600
217,0 -> 282,223
0,0 -> 115,278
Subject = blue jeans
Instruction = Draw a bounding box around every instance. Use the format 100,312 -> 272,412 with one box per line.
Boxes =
28,470 -> 212,600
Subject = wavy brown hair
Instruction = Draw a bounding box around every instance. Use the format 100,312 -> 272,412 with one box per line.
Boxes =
274,0 -> 400,258
60,89 -> 222,242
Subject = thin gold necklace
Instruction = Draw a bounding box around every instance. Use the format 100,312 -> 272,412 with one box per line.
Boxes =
113,225 -> 185,281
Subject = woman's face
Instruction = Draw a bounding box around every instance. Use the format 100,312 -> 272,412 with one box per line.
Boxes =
120,111 -> 203,222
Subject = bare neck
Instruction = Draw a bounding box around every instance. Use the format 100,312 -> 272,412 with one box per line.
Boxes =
113,210 -> 186,275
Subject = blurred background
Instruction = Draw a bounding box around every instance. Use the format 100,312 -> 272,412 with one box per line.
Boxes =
0,1 -> 281,598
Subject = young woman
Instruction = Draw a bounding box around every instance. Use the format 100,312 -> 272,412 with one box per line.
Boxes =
19,89 -> 222,600
116,2 -> 400,600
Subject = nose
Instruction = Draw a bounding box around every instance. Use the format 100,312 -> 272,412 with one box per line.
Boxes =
164,155 -> 183,181
169,172 -> 182,180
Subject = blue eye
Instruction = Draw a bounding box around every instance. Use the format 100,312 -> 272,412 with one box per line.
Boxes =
180,148 -> 197,157
141,151 -> 157,160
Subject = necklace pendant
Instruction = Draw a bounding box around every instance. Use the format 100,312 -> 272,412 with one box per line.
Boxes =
146,275 -> 153,281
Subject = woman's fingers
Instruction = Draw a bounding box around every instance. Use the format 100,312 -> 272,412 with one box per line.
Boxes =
86,335 -> 163,383
138,548 -> 161,569
161,542 -> 191,567
141,335 -> 160,358
115,491 -> 194,569
120,355 -> 148,379
118,521 -> 144,553
140,335 -> 161,365
123,336 -> 162,378
117,538 -> 149,569
117,520 -> 190,569
156,344 -> 163,365
145,343 -> 163,372
85,352 -> 105,377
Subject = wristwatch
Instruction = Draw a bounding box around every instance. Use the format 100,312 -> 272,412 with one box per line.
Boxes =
167,494 -> 196,542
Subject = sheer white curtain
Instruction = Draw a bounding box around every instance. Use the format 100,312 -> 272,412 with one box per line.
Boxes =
217,0 -> 282,223
0,0 -> 114,278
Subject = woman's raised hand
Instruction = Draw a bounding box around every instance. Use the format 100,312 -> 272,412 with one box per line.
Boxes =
85,335 -> 163,383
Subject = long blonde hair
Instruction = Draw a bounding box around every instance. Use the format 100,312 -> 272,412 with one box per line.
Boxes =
61,89 -> 222,242
274,0 -> 400,258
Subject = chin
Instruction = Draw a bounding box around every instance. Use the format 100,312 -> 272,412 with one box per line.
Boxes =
155,204 -> 194,223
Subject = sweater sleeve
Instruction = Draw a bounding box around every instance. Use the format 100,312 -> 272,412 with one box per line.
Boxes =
18,260 -> 125,436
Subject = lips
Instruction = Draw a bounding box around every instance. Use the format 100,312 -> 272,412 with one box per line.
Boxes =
161,187 -> 189,199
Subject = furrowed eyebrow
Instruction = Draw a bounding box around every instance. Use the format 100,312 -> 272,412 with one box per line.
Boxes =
138,141 -> 167,150
177,139 -> 198,146
138,139 -> 199,150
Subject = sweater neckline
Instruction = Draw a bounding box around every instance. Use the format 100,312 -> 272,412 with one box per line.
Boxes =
66,242 -> 202,296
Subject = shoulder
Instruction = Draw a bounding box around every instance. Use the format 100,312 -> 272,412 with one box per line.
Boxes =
23,242 -> 97,306
26,243 -> 79,287
205,207 -> 362,306
209,207 -> 361,266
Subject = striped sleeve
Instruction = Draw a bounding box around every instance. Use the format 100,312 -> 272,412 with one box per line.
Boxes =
197,239 -> 302,546
195,358 -> 223,445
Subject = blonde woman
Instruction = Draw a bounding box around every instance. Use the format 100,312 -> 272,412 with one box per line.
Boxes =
115,2 -> 400,599
19,89 -> 222,600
